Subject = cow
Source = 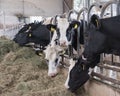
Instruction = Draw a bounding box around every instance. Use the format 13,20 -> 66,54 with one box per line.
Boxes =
43,15 -> 71,77
65,14 -> 120,92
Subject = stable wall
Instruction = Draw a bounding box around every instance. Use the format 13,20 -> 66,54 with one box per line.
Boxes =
0,0 -> 63,25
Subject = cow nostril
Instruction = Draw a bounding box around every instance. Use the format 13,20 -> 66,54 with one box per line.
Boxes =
50,75 -> 55,77
62,41 -> 66,45
48,73 -> 58,77
45,59 -> 49,62
60,41 -> 66,46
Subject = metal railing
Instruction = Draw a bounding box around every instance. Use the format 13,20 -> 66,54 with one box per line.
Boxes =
61,0 -> 120,90
0,23 -> 24,40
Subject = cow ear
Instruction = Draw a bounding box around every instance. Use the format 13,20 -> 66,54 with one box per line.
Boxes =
46,24 -> 57,32
90,14 -> 100,29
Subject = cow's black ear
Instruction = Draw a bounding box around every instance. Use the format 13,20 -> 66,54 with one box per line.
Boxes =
46,24 -> 57,32
90,14 -> 100,29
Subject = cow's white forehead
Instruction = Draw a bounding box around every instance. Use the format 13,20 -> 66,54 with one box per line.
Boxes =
57,18 -> 69,45
50,30 -> 58,45
44,45 -> 63,60
57,18 -> 69,30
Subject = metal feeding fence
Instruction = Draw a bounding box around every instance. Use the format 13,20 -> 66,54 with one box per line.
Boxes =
0,22 -> 24,40
61,0 -> 120,91
91,1 -> 120,90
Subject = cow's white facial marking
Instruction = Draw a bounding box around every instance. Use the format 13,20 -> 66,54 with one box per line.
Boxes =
64,59 -> 76,89
57,18 -> 69,47
44,45 -> 63,77
50,30 -> 58,46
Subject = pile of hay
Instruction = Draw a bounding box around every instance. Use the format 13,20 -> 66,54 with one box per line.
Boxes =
0,37 -> 87,96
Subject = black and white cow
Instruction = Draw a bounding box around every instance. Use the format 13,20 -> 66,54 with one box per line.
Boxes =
13,22 -> 57,49
44,16 -> 70,77
65,14 -> 120,92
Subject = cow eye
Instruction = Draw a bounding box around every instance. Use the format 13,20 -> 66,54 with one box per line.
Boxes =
55,58 -> 58,63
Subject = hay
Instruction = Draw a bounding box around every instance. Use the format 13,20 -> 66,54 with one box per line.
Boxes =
0,38 -> 87,96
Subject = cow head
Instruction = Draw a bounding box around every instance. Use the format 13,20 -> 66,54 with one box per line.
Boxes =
44,44 -> 64,77
66,21 -> 80,43
65,58 -> 90,92
13,23 -> 41,46
56,17 -> 69,48
64,15 -> 103,92
44,24 -> 65,77
13,23 -> 57,46
66,20 -> 85,50
90,14 -> 101,29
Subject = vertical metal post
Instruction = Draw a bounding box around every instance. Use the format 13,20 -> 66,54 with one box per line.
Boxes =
83,11 -> 86,46
77,26 -> 80,57
3,11 -> 5,32
0,0 -> 1,9
117,0 -> 120,15
111,4 -> 113,17
111,3 -> 114,65
22,0 -> 25,23
85,0 -> 90,9
87,0 -> 90,8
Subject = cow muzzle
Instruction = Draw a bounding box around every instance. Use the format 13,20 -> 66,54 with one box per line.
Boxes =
60,41 -> 68,48
48,72 -> 58,77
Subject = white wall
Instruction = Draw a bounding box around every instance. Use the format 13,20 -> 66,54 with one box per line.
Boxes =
0,0 -> 63,25
0,0 -> 63,16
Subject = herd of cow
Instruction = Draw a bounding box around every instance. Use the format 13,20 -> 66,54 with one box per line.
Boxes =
13,7 -> 120,93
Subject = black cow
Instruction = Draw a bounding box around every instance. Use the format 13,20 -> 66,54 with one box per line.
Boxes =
13,22 -> 57,50
65,14 -> 120,92
66,20 -> 86,51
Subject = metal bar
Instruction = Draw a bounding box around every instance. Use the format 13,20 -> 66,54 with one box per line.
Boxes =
111,54 -> 114,65
67,9 -> 78,22
77,26 -> 80,57
110,3 -> 113,17
88,2 -> 102,22
3,11 -> 5,32
101,1 -> 118,17
92,72 -> 120,85
117,0 -> 120,15
77,7 -> 88,21
103,60 -> 120,67
61,54 -> 70,59
63,0 -> 71,12
87,0 -> 90,8
97,64 -> 120,72
50,17 -> 54,24
60,61 -> 69,69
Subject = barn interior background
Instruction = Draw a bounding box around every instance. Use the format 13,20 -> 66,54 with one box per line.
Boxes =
0,0 -> 120,96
